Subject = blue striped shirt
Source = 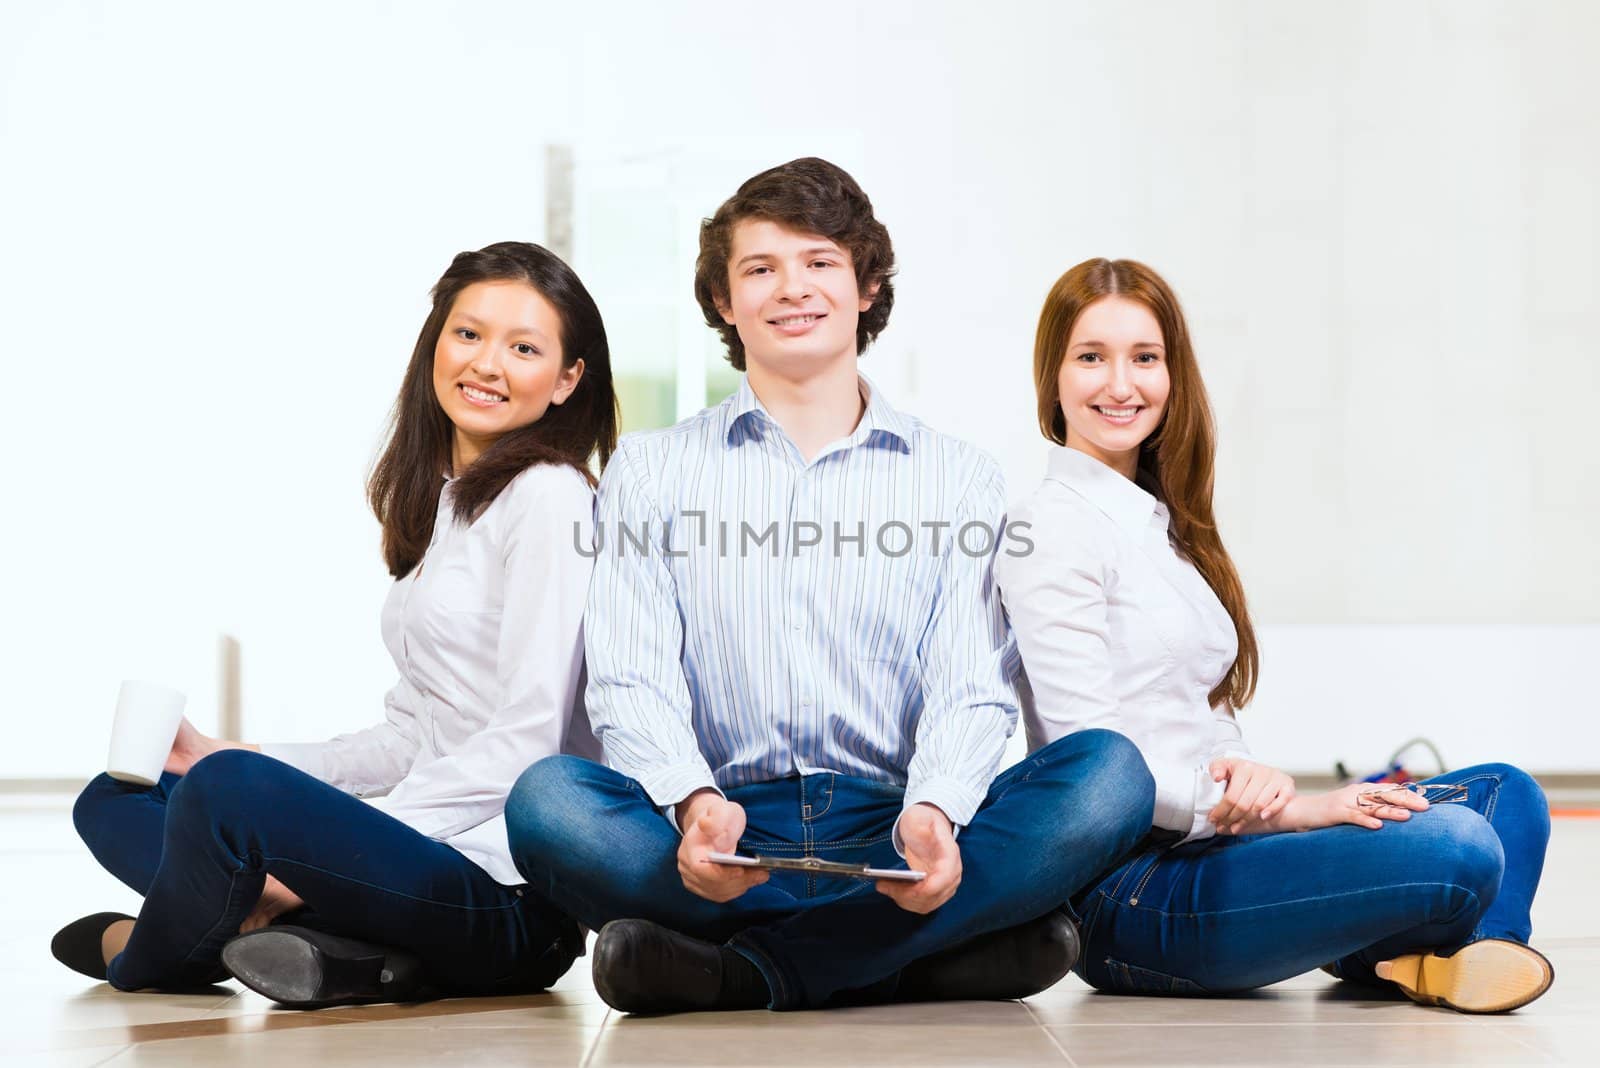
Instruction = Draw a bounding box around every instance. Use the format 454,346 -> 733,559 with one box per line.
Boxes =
583,376 -> 1019,828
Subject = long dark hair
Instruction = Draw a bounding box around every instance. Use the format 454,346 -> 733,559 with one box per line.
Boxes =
1033,258 -> 1258,711
368,241 -> 619,578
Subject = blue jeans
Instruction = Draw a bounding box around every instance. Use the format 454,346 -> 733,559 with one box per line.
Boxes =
505,729 -> 1155,1010
73,750 -> 580,994
1071,763 -> 1549,995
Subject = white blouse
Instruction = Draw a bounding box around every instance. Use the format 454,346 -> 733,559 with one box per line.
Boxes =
262,462 -> 601,885
995,446 -> 1247,842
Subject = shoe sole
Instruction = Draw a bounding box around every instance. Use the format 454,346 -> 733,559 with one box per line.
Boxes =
1376,941 -> 1554,1013
222,930 -> 392,1009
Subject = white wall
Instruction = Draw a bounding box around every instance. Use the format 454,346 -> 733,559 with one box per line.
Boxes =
2,1 -> 1595,779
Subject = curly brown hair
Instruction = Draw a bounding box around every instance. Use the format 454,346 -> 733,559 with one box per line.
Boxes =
694,157 -> 896,371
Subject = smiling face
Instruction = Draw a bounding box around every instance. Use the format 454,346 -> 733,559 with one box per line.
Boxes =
431,280 -> 584,472
1057,295 -> 1171,477
717,218 -> 876,376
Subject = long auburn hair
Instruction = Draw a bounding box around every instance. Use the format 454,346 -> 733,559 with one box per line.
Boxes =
367,242 -> 619,578
1032,258 -> 1258,711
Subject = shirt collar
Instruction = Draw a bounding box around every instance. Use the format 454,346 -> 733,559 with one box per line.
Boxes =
1044,446 -> 1162,537
723,376 -> 767,442
723,373 -> 912,453
855,374 -> 913,451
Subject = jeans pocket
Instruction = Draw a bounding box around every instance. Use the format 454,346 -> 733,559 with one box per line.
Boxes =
1113,850 -> 1168,907
1104,958 -> 1205,996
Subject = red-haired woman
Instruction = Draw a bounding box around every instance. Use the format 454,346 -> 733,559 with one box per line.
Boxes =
996,258 -> 1553,1013
54,242 -> 618,1009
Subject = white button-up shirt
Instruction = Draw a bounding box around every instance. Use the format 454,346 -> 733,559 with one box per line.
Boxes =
263,463 -> 600,884
995,446 -> 1247,842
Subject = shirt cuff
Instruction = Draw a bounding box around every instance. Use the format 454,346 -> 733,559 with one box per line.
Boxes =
661,785 -> 728,835
638,759 -> 720,817
895,778 -> 980,859
258,741 -> 329,784
1182,769 -> 1228,843
890,805 -> 964,859
1150,758 -> 1203,835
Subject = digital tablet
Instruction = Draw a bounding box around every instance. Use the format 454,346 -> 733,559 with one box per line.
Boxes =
707,851 -> 926,882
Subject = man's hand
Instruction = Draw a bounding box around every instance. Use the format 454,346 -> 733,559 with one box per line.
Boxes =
1207,758 -> 1295,833
675,790 -> 768,903
877,803 -> 961,914
238,875 -> 306,933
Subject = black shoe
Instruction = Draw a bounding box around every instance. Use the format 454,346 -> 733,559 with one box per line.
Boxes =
51,912 -> 134,980
591,919 -> 769,1014
896,909 -> 1080,1002
221,926 -> 426,1009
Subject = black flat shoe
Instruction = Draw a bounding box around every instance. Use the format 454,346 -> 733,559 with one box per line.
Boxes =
896,908 -> 1080,1002
591,919 -> 768,1014
51,912 -> 134,980
221,926 -> 426,1009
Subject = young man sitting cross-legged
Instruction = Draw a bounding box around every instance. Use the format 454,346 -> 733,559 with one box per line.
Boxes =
505,157 -> 1155,1013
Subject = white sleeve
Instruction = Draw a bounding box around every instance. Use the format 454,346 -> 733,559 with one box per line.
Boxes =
1167,707 -> 1255,842
996,493 -> 1215,839
376,466 -> 594,840
260,681 -> 422,796
1209,705 -> 1252,762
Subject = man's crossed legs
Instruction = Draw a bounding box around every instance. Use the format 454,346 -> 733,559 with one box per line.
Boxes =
506,729 -> 1154,1011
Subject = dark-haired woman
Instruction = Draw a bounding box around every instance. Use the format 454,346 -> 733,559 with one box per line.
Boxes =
53,242 -> 619,1007
996,258 -> 1553,1013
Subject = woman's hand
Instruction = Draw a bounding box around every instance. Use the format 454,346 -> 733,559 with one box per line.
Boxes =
238,875 -> 307,933
1296,783 -> 1431,831
1208,758 -> 1295,833
164,717 -> 260,777
165,717 -> 221,776
1221,783 -> 1432,835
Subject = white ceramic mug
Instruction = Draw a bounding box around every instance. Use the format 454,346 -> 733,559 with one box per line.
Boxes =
106,680 -> 186,785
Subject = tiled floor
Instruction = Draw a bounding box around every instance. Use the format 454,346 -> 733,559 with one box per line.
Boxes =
7,794 -> 1598,1066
